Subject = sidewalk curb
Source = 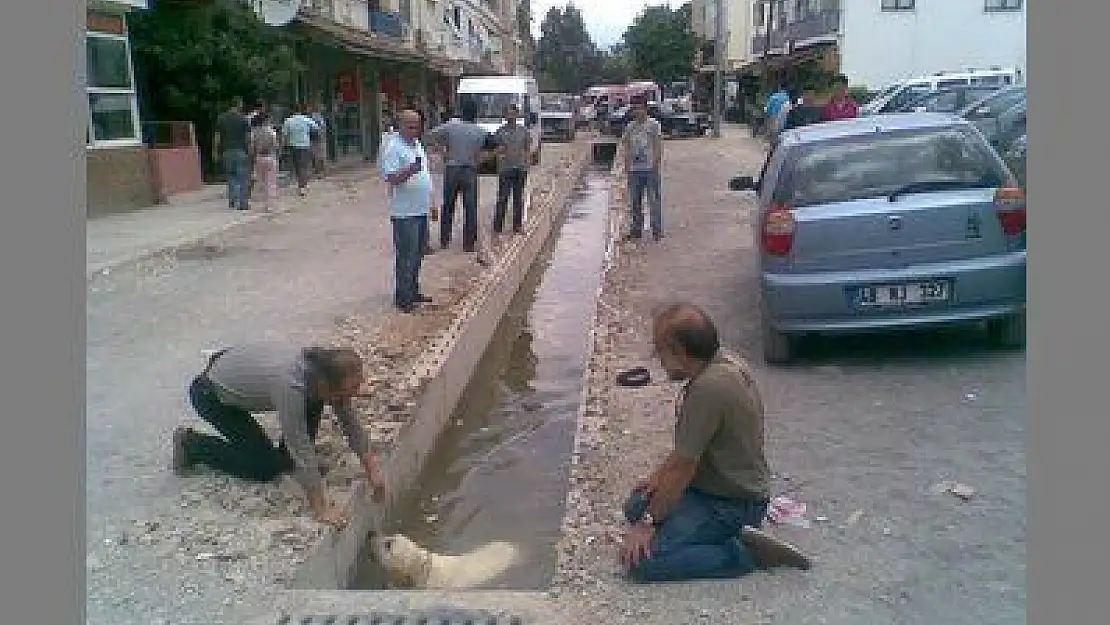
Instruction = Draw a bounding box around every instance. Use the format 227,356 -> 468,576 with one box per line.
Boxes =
86,159 -> 378,281
86,211 -> 269,280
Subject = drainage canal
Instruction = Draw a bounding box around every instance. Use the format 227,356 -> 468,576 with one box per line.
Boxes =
351,148 -> 615,590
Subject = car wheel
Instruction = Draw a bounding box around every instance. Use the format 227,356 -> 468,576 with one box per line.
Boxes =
987,311 -> 1026,349
760,304 -> 795,364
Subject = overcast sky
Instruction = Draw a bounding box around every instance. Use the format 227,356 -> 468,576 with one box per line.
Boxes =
529,1 -> 685,50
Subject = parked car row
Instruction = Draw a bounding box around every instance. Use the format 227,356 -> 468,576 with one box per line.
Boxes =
729,110 -> 1027,364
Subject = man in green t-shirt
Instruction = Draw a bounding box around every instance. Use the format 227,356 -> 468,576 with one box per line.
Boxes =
619,302 -> 812,582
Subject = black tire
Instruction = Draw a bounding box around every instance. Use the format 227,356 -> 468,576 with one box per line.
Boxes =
761,303 -> 795,365
987,311 -> 1026,349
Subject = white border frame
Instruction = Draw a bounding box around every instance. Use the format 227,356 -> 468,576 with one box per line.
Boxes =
85,11 -> 142,149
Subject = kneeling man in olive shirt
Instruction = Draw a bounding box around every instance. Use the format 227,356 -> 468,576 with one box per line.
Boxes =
619,302 -> 812,582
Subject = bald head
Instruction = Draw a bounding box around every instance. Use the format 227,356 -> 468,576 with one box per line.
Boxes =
653,302 -> 720,363
397,109 -> 422,139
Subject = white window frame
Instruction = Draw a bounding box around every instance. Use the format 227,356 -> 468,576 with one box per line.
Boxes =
880,0 -> 915,11
984,0 -> 1022,11
86,16 -> 142,149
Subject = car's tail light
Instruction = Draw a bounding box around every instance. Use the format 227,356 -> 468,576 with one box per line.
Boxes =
762,204 -> 796,256
994,186 -> 1026,236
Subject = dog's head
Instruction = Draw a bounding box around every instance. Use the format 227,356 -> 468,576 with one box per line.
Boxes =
368,532 -> 433,588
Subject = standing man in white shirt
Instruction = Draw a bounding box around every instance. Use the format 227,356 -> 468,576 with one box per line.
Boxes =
378,110 -> 434,314
281,103 -> 321,197
621,96 -> 665,241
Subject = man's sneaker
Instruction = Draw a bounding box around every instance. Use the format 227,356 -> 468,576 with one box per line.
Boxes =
740,526 -> 813,570
171,427 -> 196,475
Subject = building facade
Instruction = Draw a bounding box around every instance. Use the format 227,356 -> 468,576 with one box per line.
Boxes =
692,0 -> 758,72
749,0 -> 1026,90
86,0 -> 154,215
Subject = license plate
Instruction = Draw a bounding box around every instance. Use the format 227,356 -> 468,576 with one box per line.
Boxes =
857,281 -> 950,307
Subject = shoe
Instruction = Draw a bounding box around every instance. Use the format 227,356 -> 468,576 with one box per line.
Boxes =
440,241 -> 451,250
415,294 -> 433,303
739,526 -> 812,570
172,427 -> 195,475
423,247 -> 435,256
653,232 -> 664,241
623,233 -> 642,242
395,302 -> 417,314
513,227 -> 524,234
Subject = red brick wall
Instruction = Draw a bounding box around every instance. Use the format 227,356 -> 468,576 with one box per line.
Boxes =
87,146 -> 155,218
148,147 -> 204,201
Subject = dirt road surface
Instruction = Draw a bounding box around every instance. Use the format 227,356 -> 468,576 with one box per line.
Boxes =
551,126 -> 1026,625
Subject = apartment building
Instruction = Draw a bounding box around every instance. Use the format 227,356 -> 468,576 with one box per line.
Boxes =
749,0 -> 1026,90
86,0 -> 154,215
691,0 -> 758,72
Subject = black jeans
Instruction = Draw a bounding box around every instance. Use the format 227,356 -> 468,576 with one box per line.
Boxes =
494,167 -> 528,233
392,215 -> 429,308
184,375 -> 323,481
441,165 -> 479,250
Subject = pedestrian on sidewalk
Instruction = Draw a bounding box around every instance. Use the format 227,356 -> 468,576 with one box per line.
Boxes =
171,343 -> 387,530
621,95 -> 665,241
491,103 -> 533,236
249,110 -> 280,212
426,99 -> 493,253
281,103 -> 322,197
618,303 -> 812,582
782,90 -> 825,133
380,109 -> 434,314
215,97 -> 251,210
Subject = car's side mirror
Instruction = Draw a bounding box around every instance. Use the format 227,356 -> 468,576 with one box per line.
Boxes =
729,175 -> 757,191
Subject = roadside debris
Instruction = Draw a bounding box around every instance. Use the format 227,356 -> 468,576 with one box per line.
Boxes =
932,480 -> 977,500
766,495 -> 811,529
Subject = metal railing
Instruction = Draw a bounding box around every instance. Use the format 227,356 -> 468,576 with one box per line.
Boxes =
751,4 -> 840,57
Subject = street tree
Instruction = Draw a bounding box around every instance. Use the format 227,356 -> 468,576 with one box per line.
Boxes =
127,0 -> 302,178
621,3 -> 699,85
535,3 -> 603,93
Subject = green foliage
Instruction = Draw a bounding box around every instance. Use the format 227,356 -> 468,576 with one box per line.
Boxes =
621,4 -> 698,85
535,3 -> 603,93
127,0 -> 302,173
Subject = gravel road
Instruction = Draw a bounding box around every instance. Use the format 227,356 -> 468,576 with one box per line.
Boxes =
551,126 -> 1026,625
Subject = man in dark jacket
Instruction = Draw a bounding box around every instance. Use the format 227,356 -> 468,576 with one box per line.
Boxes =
781,91 -> 825,132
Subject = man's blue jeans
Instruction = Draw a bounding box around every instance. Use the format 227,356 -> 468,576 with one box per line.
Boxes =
623,487 -> 769,583
223,149 -> 250,208
391,215 -> 428,308
628,169 -> 663,237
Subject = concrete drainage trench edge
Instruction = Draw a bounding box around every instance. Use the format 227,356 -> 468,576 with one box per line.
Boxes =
287,143 -> 598,593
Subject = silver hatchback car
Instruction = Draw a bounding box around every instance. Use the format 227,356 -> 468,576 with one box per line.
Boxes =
730,113 -> 1027,364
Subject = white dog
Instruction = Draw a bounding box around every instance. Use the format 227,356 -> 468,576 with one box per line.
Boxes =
368,533 -> 519,589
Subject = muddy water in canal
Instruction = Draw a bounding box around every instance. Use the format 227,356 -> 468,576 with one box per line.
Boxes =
352,169 -> 613,589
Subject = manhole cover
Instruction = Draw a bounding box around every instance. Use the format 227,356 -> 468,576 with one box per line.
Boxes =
277,612 -> 526,625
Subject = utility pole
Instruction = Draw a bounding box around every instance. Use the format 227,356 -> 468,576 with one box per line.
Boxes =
712,0 -> 725,138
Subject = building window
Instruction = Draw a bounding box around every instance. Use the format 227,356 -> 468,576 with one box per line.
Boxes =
985,0 -> 1022,11
881,0 -> 915,10
86,18 -> 140,146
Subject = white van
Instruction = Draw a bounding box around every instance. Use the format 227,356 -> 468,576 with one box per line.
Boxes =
456,75 -> 543,171
861,68 -> 1023,116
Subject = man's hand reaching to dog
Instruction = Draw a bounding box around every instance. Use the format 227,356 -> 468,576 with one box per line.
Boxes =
362,452 -> 387,502
307,486 -> 349,530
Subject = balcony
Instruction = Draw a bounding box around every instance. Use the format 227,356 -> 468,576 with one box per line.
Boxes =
751,6 -> 840,57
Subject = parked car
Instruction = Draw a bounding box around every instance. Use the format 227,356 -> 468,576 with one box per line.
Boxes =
728,113 -> 1026,363
540,93 -> 578,142
959,85 -> 1027,150
895,85 -> 1001,114
861,68 -> 1022,116
606,102 -> 708,139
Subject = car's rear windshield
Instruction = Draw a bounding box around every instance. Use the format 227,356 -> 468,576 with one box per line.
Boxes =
775,126 -> 1008,208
